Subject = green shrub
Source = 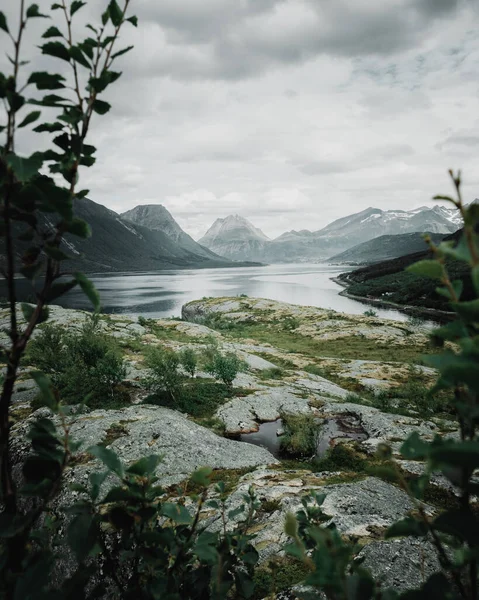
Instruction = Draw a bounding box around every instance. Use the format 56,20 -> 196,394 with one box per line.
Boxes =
363,308 -> 377,317
27,319 -> 126,409
205,351 -> 243,387
279,413 -> 320,458
145,346 -> 181,399
179,347 -> 197,377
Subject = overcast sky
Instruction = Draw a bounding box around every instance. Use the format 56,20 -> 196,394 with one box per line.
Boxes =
5,0 -> 479,239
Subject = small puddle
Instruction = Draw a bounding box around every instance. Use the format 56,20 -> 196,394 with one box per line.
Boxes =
239,420 -> 283,457
239,414 -> 368,459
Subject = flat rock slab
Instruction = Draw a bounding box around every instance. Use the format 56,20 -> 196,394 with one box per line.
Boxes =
320,401 -> 440,447
359,538 -> 440,591
216,387 -> 313,434
12,405 -> 278,486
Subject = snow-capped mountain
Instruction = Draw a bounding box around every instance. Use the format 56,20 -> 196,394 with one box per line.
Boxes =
198,215 -> 270,262
199,205 -> 462,263
121,204 -> 220,261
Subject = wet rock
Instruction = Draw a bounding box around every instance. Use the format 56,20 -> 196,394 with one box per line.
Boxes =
11,405 -> 279,486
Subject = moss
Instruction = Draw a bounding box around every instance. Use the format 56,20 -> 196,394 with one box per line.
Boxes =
252,557 -> 310,600
216,322 -> 432,363
256,367 -> 285,381
184,466 -> 257,496
259,498 -> 282,513
103,421 -> 131,446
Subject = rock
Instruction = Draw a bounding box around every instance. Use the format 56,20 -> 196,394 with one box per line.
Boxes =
11,405 -> 279,487
358,538 -> 440,591
216,387 -> 312,434
12,378 -> 38,405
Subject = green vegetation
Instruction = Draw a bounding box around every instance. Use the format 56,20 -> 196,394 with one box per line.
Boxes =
256,367 -> 285,381
145,346 -> 182,399
145,378 -> 252,419
179,347 -> 197,376
1,0 -> 479,594
27,318 -> 127,409
279,413 -> 321,458
363,308 -> 378,317
205,351 -> 244,387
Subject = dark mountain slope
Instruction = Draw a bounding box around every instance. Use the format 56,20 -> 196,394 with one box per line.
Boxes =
338,229 -> 473,311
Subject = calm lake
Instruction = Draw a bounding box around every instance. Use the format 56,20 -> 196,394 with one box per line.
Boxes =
5,263 -> 410,321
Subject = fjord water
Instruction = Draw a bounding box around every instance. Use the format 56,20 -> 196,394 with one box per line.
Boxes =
14,263 -> 410,321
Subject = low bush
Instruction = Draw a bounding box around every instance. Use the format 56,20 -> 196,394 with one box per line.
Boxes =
205,351 -> 244,387
27,318 -> 126,409
179,347 -> 197,377
279,413 -> 321,458
363,308 -> 378,317
145,347 -> 181,399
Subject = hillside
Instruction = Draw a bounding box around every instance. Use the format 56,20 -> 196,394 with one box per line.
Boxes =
337,230 -> 473,311
328,232 -> 445,265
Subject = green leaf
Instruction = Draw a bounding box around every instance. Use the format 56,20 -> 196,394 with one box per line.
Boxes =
20,263 -> 42,280
400,432 -> 430,460
88,445 -> 124,477
31,371 -> 58,411
33,121 -> 64,133
41,41 -> 70,62
407,259 -> 443,280
88,70 -> 121,93
46,279 -> 78,302
190,466 -> 213,487
450,298 -> 479,323
26,4 -> 48,18
108,0 -> 123,26
21,303 -> 48,324
30,93 -> 69,107
111,45 -> 134,60
51,3 -> 62,8
69,45 -> 90,69
430,440 -> 479,470
433,510 -> 479,545
0,11 -> 8,33
71,0 -> 86,16
472,265 -> 479,296
386,516 -> 427,539
18,110 -> 41,128
74,272 -> 100,311
44,245 -> 70,261
65,218 -> 91,238
89,471 -> 109,501
101,9 -> 109,25
126,455 -> 161,476
161,502 -> 193,525
67,512 -> 98,561
6,152 -> 43,182
127,15 -> 138,27
195,533 -> 219,564
92,99 -> 111,115
42,25 -> 63,38
28,71 -> 66,90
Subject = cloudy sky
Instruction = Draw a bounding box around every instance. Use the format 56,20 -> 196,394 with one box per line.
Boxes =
5,0 -> 479,239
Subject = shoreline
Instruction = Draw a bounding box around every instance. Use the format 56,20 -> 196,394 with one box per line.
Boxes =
331,276 -> 454,323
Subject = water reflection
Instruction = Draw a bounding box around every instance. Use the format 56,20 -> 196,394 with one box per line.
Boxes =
1,263 -> 411,321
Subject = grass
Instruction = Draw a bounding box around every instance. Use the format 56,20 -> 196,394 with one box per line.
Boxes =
206,321 -> 433,363
279,413 -> 321,458
102,421 -> 131,446
253,352 -> 296,370
144,378 -> 255,419
183,466 -> 257,496
256,367 -> 285,381
252,557 -> 310,600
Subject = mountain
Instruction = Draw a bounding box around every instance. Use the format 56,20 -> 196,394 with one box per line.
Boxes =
198,215 -> 270,262
328,232 -> 446,265
56,198 -> 242,273
199,205 -> 462,263
121,204 -> 219,261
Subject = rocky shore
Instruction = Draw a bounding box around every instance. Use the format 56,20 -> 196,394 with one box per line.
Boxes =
4,297 -> 460,593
